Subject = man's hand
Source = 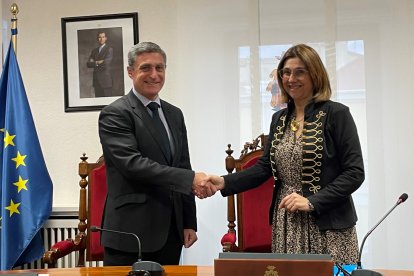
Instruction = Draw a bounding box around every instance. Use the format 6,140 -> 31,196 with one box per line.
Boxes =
192,172 -> 218,199
205,174 -> 225,191
183,229 -> 198,248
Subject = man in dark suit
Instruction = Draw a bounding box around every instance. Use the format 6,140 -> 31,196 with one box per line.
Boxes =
98,42 -> 215,266
87,31 -> 113,97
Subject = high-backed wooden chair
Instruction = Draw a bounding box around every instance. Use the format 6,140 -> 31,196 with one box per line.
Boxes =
221,134 -> 274,253
43,154 -> 107,268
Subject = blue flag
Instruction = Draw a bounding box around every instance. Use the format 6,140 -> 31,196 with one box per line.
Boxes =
0,41 -> 53,270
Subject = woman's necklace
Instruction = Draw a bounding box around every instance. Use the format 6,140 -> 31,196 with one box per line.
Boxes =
290,117 -> 303,132
290,116 -> 304,143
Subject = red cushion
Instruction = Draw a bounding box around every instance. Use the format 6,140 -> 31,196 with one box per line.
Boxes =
88,164 -> 107,259
51,240 -> 76,256
239,156 -> 273,252
221,232 -> 237,245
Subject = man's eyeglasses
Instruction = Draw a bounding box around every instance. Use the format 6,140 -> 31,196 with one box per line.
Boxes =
278,68 -> 308,79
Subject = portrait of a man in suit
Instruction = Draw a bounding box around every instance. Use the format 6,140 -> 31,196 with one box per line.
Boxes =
86,31 -> 113,97
77,27 -> 125,99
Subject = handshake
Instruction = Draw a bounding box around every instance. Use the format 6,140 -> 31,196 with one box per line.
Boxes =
192,172 -> 225,199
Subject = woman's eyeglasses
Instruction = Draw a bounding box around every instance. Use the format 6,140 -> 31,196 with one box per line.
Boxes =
278,68 -> 308,79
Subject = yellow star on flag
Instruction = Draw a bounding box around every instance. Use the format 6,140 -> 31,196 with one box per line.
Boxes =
3,131 -> 16,148
12,151 -> 27,168
14,175 -> 29,193
5,199 -> 21,217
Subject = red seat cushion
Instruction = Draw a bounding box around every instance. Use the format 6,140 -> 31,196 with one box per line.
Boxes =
88,164 -> 107,260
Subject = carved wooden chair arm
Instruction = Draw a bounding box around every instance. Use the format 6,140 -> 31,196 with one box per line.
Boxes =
43,233 -> 86,268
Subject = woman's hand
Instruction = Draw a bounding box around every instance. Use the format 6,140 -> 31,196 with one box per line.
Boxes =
278,192 -> 312,213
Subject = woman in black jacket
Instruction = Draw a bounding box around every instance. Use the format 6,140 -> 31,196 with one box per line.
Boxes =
208,44 -> 364,264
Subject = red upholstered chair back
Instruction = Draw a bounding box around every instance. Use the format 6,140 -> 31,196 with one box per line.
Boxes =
237,156 -> 273,252
43,154 -> 106,267
221,134 -> 272,252
86,162 -> 107,261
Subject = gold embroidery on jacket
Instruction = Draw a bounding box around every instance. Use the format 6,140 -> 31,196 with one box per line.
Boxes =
270,115 -> 286,180
270,111 -> 326,194
302,111 -> 326,194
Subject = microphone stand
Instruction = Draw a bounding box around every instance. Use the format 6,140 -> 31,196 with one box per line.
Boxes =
352,194 -> 408,276
130,261 -> 164,276
90,226 -> 164,276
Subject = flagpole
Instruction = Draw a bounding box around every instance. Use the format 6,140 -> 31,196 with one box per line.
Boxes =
10,3 -> 19,55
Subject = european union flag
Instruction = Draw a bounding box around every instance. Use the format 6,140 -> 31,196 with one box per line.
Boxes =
0,41 -> 53,270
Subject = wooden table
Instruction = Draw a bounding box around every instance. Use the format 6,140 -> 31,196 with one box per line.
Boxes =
0,266 -> 212,275
0,266 -> 413,275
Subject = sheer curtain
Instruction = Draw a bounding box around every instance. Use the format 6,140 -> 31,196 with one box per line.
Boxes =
176,0 -> 414,270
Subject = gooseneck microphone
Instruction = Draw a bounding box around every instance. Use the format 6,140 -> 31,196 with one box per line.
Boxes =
90,226 -> 165,276
90,225 -> 143,261
351,193 -> 408,276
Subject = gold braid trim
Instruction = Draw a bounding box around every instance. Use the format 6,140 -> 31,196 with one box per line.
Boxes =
302,111 -> 326,194
270,114 -> 287,180
269,111 -> 326,195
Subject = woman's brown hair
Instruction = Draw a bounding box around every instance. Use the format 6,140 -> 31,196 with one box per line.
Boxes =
277,44 -> 332,103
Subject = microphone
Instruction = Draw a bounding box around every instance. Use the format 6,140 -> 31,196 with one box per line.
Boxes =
351,193 -> 408,276
90,226 -> 165,276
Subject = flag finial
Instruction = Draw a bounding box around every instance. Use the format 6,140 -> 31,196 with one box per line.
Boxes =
10,3 -> 19,54
10,3 -> 19,16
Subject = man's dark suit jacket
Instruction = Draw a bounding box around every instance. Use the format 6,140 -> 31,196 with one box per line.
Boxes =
98,91 -> 197,253
87,44 -> 113,89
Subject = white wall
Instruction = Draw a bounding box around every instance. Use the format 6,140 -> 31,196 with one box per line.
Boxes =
1,0 -> 413,270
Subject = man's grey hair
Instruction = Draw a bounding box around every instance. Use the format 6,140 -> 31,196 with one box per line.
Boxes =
128,42 -> 167,67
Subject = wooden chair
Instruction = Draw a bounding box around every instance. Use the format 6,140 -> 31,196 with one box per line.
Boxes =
43,154 -> 107,268
221,134 -> 274,253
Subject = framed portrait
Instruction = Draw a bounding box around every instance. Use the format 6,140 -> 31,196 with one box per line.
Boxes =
62,13 -> 139,112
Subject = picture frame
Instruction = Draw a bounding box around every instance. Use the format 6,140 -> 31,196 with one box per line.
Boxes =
61,13 -> 139,112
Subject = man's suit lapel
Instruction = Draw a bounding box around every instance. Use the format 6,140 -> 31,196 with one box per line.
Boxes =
127,92 -> 173,164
